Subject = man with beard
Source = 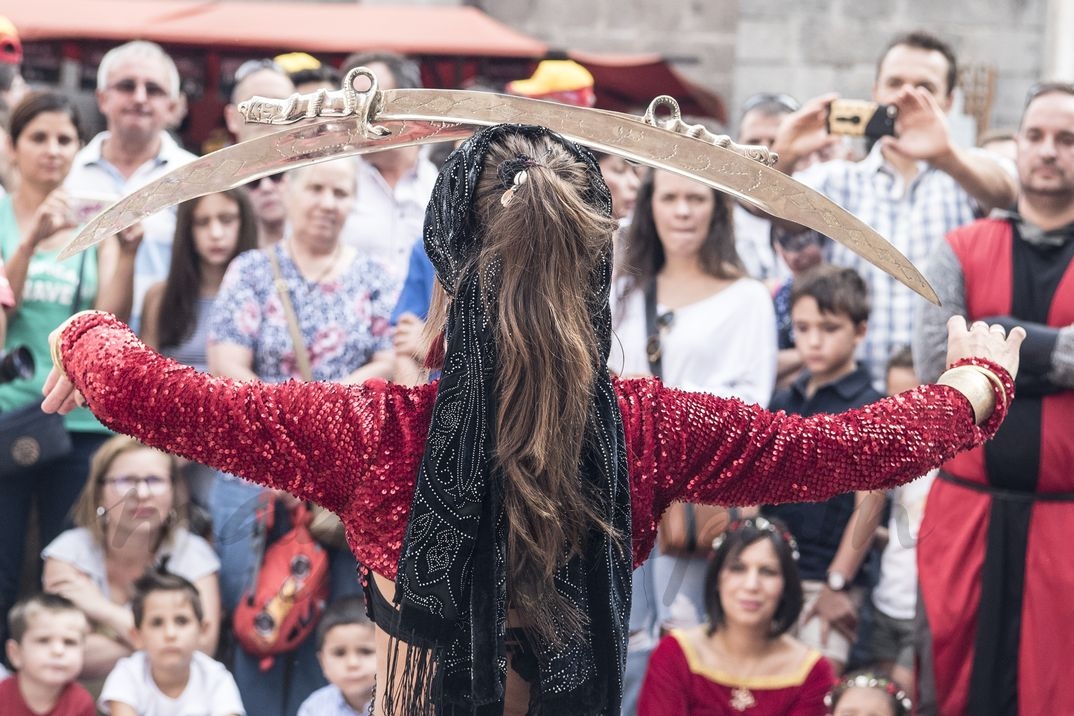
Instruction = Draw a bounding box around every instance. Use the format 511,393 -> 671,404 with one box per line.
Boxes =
913,82 -> 1074,716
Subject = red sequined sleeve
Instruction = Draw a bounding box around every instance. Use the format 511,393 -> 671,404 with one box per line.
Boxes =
57,313 -> 432,573
617,372 -> 1010,552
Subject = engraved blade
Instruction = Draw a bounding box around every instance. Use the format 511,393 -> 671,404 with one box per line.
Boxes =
58,118 -> 474,260
60,88 -> 937,305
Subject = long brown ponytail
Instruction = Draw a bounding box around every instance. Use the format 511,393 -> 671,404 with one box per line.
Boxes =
440,134 -> 619,643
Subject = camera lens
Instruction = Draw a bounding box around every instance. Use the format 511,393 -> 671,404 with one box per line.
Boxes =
0,346 -> 34,384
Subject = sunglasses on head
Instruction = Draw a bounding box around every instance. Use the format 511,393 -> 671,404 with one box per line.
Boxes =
249,173 -> 285,188
740,92 -> 800,116
109,78 -> 170,99
234,58 -> 286,85
1024,81 -> 1074,107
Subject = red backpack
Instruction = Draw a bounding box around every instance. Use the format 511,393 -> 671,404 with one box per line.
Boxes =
232,499 -> 330,671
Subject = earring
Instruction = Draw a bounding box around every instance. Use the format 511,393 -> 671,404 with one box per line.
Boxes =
95,505 -> 107,522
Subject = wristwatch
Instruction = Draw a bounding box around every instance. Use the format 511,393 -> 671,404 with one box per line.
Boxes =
826,571 -> 849,592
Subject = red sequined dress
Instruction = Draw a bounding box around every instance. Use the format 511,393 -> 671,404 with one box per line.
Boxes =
57,313 -> 1010,576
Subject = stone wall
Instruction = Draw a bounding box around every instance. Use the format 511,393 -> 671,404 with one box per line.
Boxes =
474,0 -> 1048,135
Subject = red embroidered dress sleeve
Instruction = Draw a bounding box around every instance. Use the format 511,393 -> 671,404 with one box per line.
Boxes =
58,312 -> 431,577
60,315 -> 1012,577
616,374 -> 1010,566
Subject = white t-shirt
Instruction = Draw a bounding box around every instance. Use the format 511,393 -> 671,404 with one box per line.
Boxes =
872,469 -> 937,620
609,277 -> 777,407
65,131 -> 196,330
338,153 -> 438,283
42,527 -> 220,599
100,650 -> 243,716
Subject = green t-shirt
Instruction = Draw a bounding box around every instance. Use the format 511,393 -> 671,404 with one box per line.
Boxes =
0,196 -> 108,433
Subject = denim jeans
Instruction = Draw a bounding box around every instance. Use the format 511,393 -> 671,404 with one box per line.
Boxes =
211,472 -> 363,716
0,431 -> 110,645
209,473 -> 264,612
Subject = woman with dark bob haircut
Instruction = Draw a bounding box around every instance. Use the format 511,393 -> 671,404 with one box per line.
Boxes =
639,518 -> 833,715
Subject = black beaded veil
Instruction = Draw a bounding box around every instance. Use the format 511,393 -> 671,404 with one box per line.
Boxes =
388,124 -> 631,715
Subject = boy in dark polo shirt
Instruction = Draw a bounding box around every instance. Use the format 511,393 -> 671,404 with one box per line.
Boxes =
762,265 -> 885,674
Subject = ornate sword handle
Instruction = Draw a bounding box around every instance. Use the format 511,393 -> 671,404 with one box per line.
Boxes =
641,95 -> 778,167
238,66 -> 391,139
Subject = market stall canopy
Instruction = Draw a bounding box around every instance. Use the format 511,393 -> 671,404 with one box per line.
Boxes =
9,0 -> 547,57
9,0 -> 725,122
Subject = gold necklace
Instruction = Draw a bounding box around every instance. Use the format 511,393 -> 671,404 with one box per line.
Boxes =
711,629 -> 764,712
288,239 -> 342,284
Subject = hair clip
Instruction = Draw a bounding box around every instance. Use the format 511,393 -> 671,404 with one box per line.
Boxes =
498,154 -> 539,207
500,169 -> 528,207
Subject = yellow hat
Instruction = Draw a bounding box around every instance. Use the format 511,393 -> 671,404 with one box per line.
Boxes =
506,60 -> 595,107
273,52 -> 321,75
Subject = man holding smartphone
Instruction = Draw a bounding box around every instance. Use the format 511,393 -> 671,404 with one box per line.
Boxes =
770,30 -> 1017,390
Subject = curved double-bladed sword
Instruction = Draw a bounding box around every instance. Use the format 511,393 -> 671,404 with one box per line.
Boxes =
61,68 -> 938,304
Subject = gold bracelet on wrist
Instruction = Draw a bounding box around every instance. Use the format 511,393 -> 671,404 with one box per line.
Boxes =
936,365 -> 997,425
963,364 -> 1008,415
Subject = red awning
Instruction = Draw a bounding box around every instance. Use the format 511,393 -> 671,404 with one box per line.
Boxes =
568,50 -> 727,123
10,0 -> 548,57
9,0 -> 725,124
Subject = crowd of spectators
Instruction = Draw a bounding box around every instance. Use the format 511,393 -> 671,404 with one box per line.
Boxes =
0,15 -> 1071,716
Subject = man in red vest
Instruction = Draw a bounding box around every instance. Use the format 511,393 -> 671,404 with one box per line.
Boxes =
913,82 -> 1074,716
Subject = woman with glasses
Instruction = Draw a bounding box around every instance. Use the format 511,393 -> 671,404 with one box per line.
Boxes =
611,168 -> 778,633
638,518 -> 833,715
40,435 -> 220,680
0,91 -> 141,648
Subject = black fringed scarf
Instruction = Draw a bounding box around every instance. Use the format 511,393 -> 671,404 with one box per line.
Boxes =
387,124 -> 632,715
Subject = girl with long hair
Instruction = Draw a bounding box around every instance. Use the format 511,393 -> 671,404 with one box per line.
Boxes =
43,124 -> 1021,715
140,189 -> 257,366
612,169 -> 779,634
138,189 -> 257,530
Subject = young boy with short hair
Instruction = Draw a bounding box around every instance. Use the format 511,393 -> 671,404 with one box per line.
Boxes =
99,568 -> 244,716
0,593 -> 96,716
762,264 -> 886,674
298,595 -> 376,716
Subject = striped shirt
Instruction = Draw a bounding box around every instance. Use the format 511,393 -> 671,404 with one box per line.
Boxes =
795,142 -> 987,387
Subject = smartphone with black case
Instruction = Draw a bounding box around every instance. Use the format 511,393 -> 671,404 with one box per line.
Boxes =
827,100 -> 898,140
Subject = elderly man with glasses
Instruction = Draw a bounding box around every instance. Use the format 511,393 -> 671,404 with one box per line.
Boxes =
64,40 -> 196,331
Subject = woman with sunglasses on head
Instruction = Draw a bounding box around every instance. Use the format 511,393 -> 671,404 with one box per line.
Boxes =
611,168 -> 779,634
40,435 -> 220,681
43,124 -> 1022,716
639,518 -> 833,715
0,91 -> 141,647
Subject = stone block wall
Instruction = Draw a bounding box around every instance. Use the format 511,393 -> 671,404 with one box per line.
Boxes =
474,0 -> 1048,136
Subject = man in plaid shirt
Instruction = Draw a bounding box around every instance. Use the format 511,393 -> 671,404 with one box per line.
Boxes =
770,30 -> 1017,388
